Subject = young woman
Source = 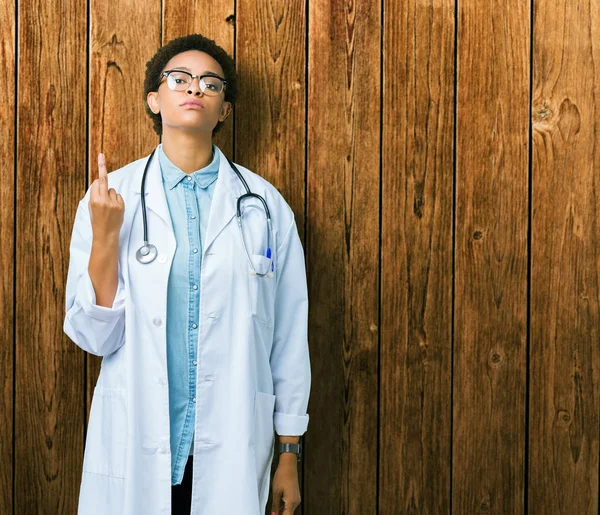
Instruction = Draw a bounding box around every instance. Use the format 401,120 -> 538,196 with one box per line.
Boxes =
64,33 -> 311,515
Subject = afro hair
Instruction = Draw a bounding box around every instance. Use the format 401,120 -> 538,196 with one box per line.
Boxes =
143,33 -> 238,137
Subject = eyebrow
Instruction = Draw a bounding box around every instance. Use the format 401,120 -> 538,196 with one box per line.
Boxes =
174,66 -> 222,77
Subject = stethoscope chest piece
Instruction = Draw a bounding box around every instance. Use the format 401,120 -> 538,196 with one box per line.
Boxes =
136,243 -> 158,264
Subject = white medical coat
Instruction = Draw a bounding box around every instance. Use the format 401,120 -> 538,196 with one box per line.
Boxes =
63,144 -> 311,514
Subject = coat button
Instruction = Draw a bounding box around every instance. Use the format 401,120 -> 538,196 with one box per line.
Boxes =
158,254 -> 167,263
153,317 -> 162,326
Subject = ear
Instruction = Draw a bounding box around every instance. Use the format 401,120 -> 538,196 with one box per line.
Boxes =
220,101 -> 232,122
147,91 -> 159,114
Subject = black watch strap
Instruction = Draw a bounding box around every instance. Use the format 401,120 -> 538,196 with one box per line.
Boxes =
278,442 -> 302,461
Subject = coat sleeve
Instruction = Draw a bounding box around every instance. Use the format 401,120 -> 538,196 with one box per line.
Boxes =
63,197 -> 127,357
270,217 -> 311,436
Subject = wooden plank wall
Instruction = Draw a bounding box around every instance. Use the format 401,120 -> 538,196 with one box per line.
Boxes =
0,0 -> 15,512
3,0 -> 599,513
529,0 -> 600,513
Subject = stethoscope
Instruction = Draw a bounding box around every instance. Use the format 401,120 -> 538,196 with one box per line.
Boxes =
135,148 -> 274,278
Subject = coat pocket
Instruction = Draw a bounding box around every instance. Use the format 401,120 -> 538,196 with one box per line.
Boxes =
248,254 -> 276,328
82,387 -> 128,479
253,390 -> 276,497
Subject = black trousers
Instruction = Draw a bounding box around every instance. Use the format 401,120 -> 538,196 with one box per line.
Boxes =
171,455 -> 193,514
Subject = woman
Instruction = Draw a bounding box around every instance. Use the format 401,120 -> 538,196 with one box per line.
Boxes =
63,33 -> 311,515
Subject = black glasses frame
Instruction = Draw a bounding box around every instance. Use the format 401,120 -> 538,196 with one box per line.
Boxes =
158,69 -> 228,93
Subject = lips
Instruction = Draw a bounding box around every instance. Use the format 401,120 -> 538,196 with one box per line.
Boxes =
180,101 -> 204,109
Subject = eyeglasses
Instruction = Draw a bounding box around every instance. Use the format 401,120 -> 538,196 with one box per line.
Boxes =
158,69 -> 227,96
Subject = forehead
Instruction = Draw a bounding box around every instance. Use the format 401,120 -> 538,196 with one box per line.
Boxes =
164,50 -> 224,76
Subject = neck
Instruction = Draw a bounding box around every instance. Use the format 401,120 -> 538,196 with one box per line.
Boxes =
161,129 -> 214,174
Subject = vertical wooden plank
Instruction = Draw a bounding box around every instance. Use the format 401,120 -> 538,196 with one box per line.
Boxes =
162,0 -> 235,156
453,0 -> 530,512
16,0 -> 87,512
234,1 -> 307,512
89,0 -> 161,410
235,0 -> 306,229
305,0 -> 380,513
529,0 -> 600,512
0,0 -> 15,512
380,0 -> 455,511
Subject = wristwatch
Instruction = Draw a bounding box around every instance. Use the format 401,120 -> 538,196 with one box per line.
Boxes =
278,442 -> 302,462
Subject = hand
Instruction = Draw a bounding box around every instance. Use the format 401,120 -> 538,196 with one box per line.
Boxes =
89,153 -> 125,240
270,457 -> 301,514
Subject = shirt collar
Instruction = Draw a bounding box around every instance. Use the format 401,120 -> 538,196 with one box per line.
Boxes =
158,142 -> 220,190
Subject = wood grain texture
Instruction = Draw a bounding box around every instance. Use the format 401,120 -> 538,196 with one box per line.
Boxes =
0,0 -> 15,513
16,0 -> 87,512
306,0 -> 381,513
381,0 -> 455,512
529,0 -> 600,512
453,0 -> 530,512
235,0 -> 306,233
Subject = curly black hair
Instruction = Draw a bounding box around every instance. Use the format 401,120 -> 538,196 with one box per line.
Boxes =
143,33 -> 238,137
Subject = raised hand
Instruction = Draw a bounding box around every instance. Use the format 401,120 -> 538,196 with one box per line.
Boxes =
89,153 -> 125,241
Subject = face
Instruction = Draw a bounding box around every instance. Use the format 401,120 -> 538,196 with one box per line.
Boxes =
146,50 -> 232,134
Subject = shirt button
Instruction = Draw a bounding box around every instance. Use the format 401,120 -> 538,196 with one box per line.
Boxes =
192,323 -> 197,329
193,248 -> 198,253
191,215 -> 196,219
192,397 -> 196,403
192,284 -> 198,290
187,176 -> 192,181
192,360 -> 197,366
153,317 -> 162,326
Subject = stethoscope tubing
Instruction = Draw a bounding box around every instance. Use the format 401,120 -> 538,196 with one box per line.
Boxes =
137,148 -> 274,277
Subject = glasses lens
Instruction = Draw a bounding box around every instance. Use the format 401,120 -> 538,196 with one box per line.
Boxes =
166,71 -> 192,91
200,76 -> 224,96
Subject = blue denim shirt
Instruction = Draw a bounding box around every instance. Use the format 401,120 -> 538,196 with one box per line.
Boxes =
157,142 -> 220,485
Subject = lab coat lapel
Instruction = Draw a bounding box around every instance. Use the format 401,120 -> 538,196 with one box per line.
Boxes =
202,145 -> 245,255
130,145 -> 173,230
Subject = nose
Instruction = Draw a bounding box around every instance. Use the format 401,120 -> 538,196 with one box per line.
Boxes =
187,77 -> 204,96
